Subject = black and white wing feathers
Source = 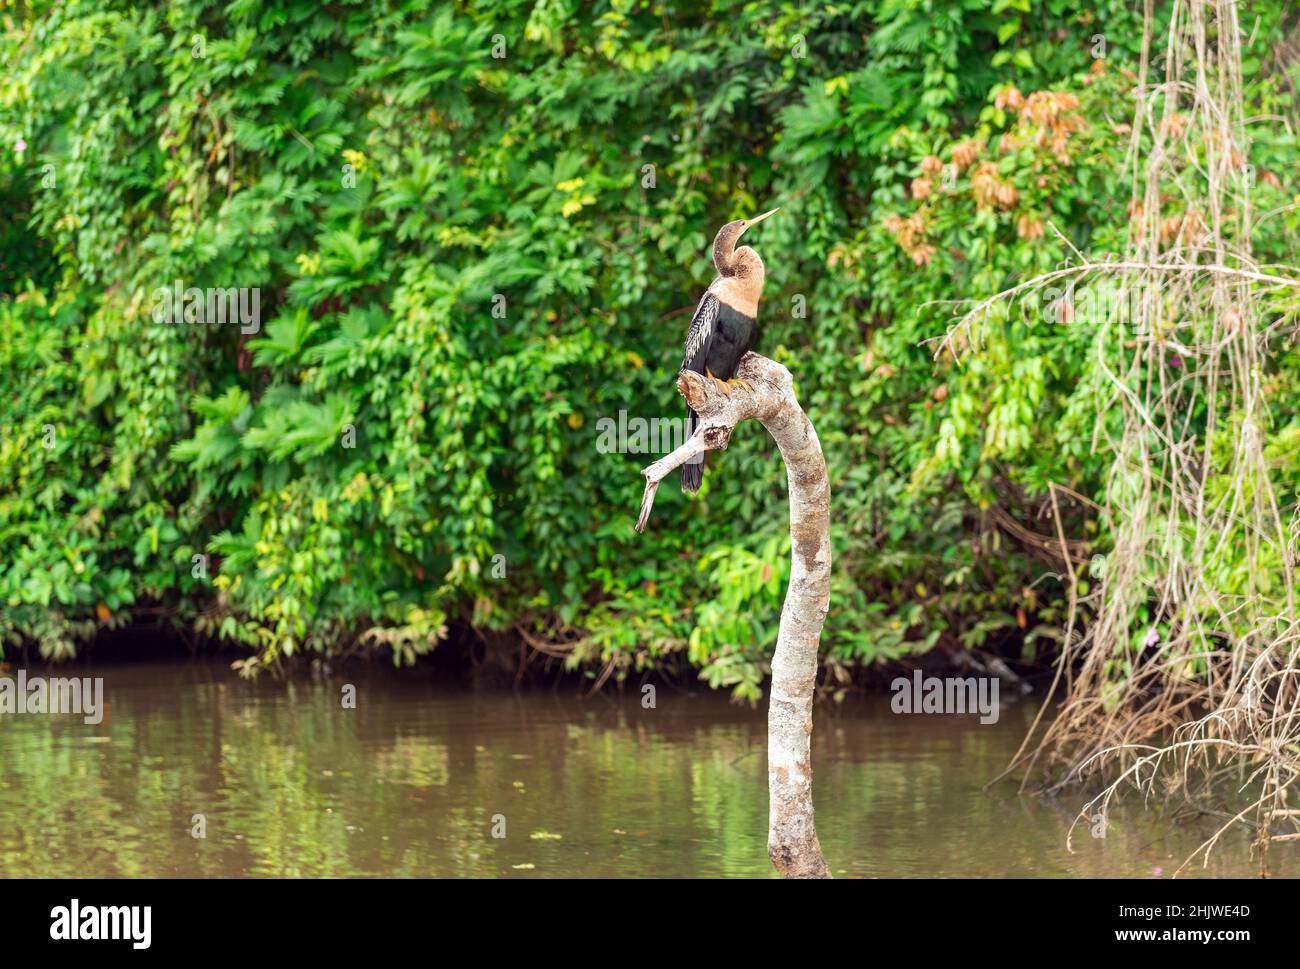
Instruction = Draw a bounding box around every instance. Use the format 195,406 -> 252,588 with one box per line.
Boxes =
681,290 -> 719,373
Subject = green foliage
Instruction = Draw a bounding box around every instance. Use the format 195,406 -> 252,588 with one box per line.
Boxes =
1,1 -> 1296,694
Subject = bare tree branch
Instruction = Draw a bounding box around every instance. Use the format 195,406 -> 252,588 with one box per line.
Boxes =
635,352 -> 833,879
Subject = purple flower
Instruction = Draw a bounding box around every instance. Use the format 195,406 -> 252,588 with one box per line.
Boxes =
1144,627 -> 1160,648
14,138 -> 27,154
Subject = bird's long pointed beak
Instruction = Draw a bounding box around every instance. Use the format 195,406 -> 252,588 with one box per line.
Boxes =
744,207 -> 780,230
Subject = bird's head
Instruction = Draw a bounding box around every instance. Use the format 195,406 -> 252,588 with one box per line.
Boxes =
712,208 -> 779,279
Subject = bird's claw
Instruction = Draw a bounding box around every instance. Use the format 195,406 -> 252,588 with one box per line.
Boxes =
703,368 -> 751,396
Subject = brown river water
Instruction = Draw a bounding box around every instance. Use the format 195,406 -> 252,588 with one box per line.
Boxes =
0,661 -> 1286,877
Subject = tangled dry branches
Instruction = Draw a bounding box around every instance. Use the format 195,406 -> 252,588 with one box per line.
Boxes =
943,0 -> 1300,874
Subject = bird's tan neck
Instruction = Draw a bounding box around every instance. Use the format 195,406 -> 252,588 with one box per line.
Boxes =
709,274 -> 764,318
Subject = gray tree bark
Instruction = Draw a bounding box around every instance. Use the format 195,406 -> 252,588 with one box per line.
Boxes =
635,352 -> 832,879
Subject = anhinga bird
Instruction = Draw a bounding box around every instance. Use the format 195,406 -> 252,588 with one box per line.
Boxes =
680,207 -> 779,494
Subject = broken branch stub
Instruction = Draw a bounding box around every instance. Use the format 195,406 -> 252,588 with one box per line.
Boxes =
634,352 -> 832,879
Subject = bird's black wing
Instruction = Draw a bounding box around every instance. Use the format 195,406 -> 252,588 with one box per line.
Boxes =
681,290 -> 718,373
679,290 -> 718,495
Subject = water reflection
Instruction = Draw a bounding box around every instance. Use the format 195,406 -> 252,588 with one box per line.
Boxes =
0,662 -> 1283,878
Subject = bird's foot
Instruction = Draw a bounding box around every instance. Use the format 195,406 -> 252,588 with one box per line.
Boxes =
727,377 -> 754,393
712,377 -> 734,396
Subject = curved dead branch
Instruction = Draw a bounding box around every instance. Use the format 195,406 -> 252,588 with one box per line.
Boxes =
634,352 -> 833,879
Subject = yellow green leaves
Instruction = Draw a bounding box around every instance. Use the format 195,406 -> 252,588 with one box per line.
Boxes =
556,176 -> 596,218
823,76 -> 850,98
238,392 -> 353,462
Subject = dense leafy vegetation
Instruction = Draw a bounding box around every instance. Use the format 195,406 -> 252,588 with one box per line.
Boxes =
1,1 -> 1296,697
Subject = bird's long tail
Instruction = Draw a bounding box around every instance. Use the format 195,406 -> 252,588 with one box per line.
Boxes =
681,406 -> 706,494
